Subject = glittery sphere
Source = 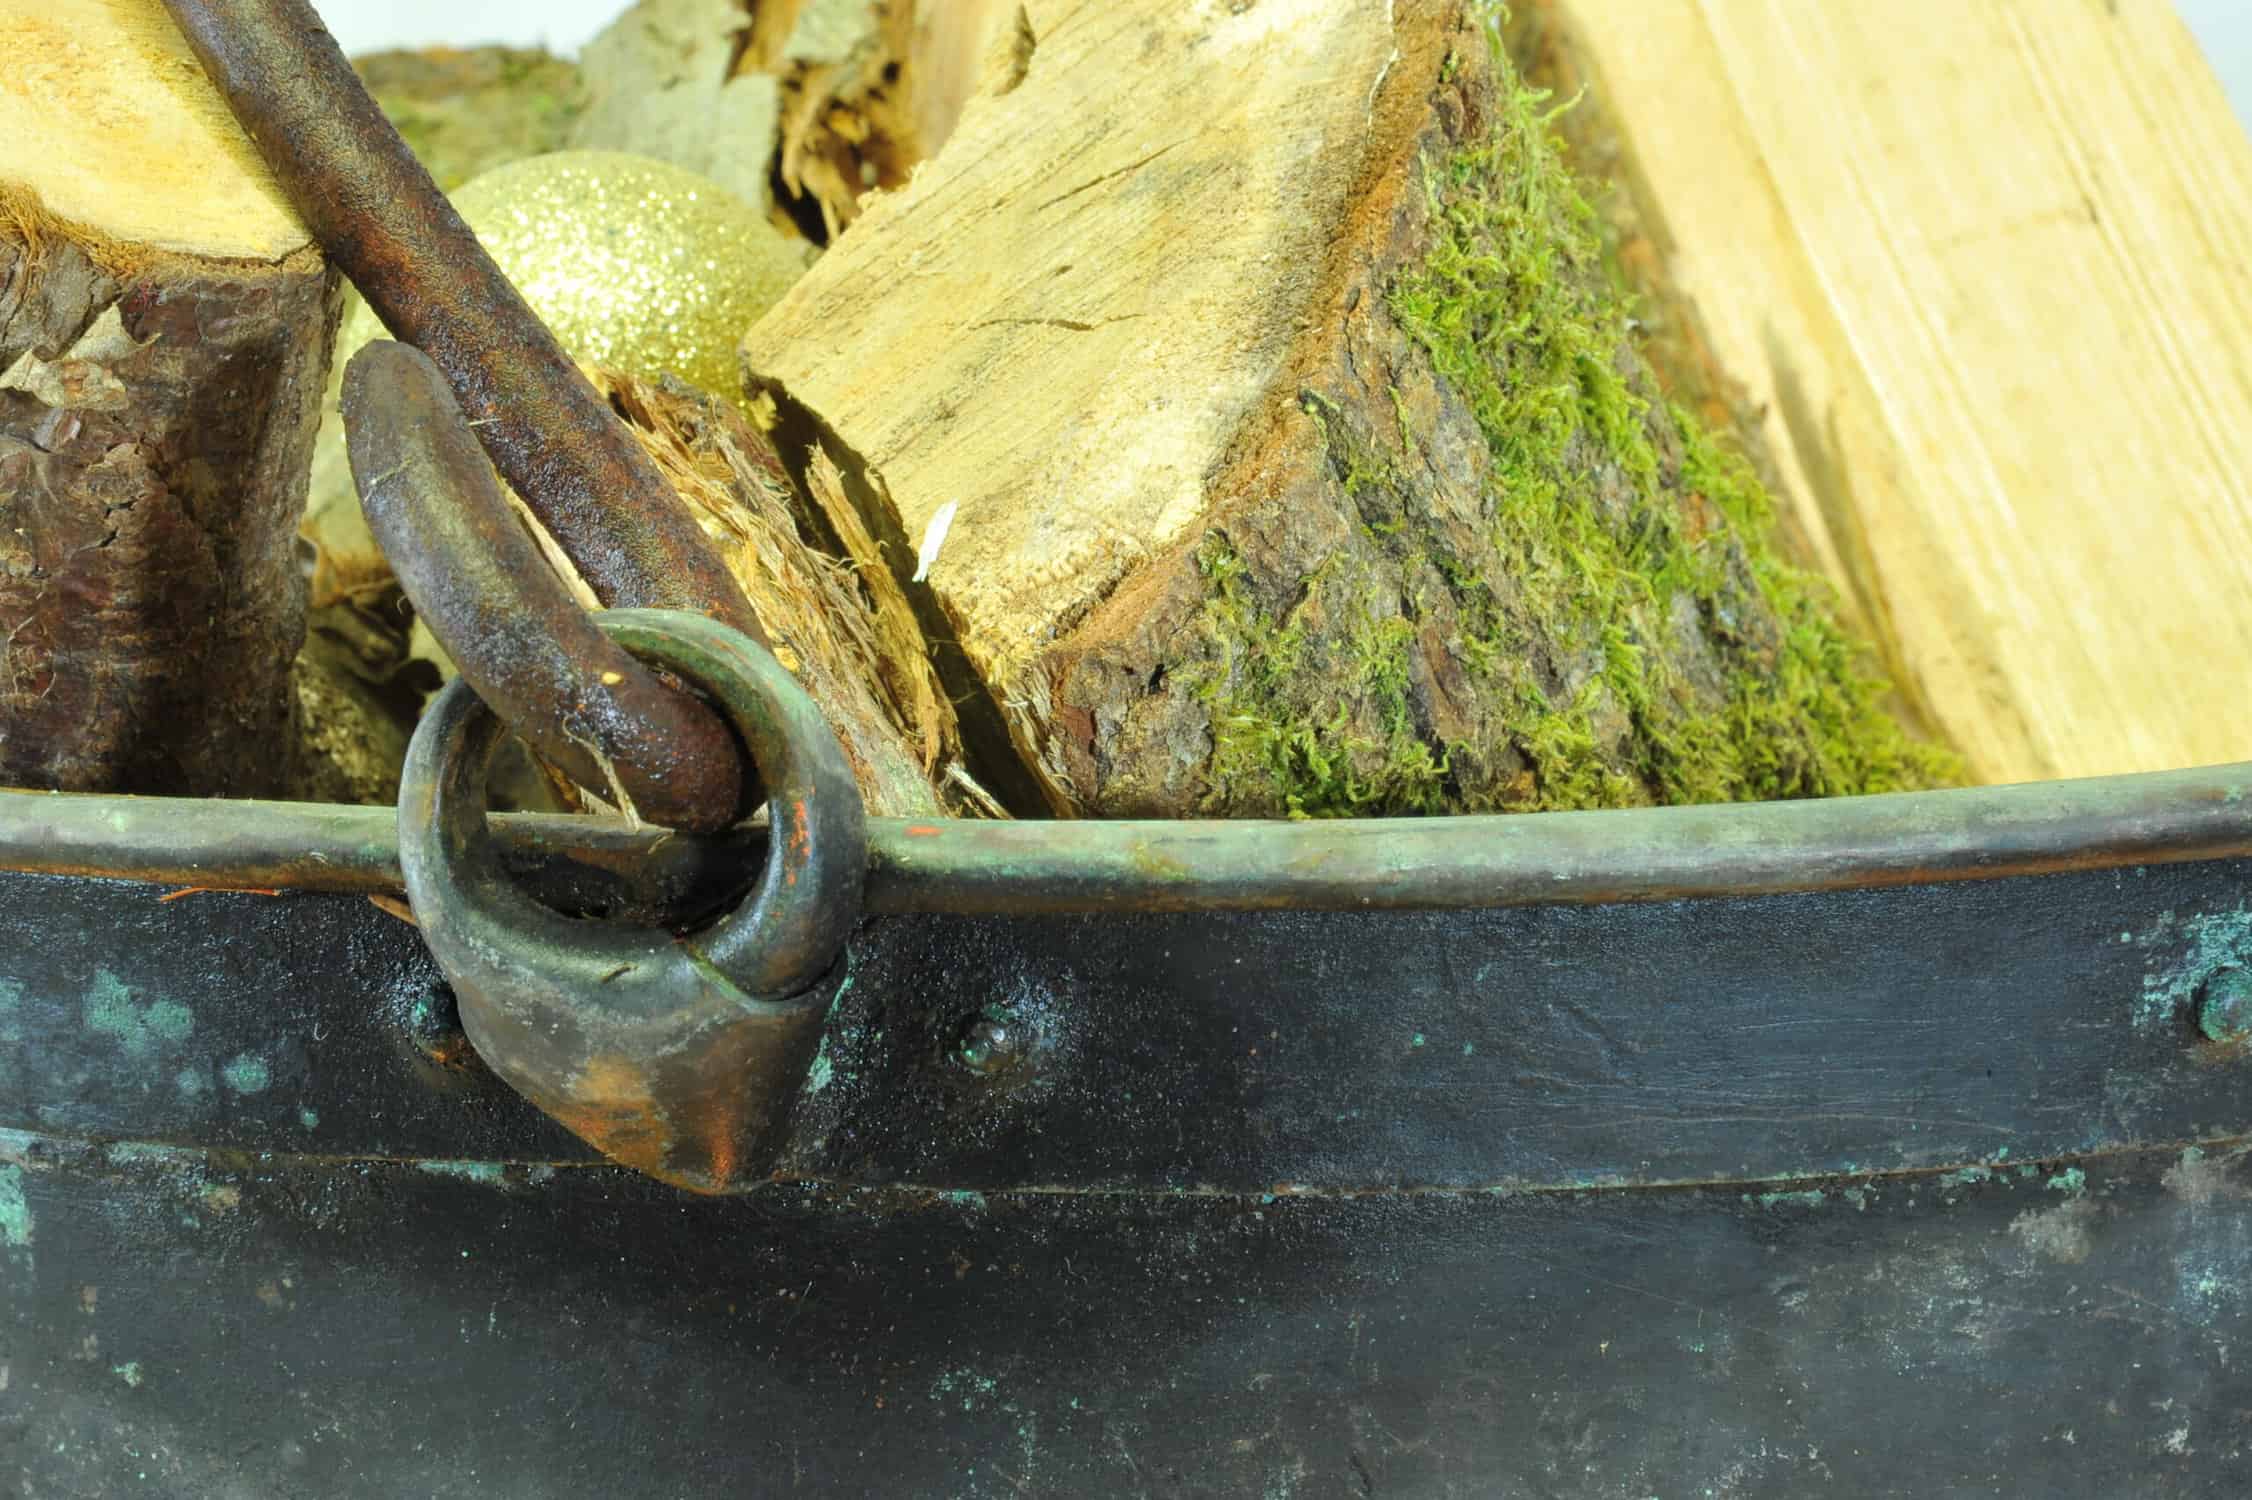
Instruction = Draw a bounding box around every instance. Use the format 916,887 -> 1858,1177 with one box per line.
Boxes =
336,150 -> 802,402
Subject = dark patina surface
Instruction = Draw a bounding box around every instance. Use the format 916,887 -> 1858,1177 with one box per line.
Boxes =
1,827 -> 2248,1492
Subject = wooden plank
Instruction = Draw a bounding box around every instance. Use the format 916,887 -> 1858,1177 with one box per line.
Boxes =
1524,0 -> 2252,782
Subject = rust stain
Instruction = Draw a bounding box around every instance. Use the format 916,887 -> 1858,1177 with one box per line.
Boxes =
904,824 -> 945,837
542,1053 -> 674,1176
785,798 -> 813,887
159,885 -> 282,902
705,1132 -> 738,1189
698,1069 -> 751,1191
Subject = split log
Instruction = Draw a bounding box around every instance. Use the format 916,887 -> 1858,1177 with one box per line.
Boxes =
0,0 -> 338,796
1507,0 -> 2252,783
744,0 -> 1948,817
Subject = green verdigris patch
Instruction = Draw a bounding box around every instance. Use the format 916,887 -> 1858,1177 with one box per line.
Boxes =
2135,906 -> 2252,1031
83,971 -> 193,1062
220,1055 -> 271,1096
0,1162 -> 30,1248
1184,21 -> 1952,816
417,1159 -> 507,1187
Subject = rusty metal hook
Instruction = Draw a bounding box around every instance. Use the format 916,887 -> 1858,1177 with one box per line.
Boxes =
160,0 -> 773,829
345,342 -> 747,831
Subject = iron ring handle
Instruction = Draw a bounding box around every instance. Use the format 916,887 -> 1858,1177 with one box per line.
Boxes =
396,608 -> 866,1190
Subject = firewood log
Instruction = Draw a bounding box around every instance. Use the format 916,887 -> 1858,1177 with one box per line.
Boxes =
744,0 -> 1951,816
0,0 -> 338,795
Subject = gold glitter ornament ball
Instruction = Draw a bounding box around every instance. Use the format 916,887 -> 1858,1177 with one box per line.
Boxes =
337,150 -> 803,403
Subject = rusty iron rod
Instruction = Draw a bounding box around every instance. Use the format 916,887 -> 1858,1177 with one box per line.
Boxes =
158,0 -> 768,649
6,762 -> 2251,913
346,342 -> 746,832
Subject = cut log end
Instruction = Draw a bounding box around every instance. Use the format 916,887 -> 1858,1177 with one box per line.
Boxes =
0,0 -> 307,263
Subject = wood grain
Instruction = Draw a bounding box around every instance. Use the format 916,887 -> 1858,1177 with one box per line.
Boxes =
0,0 -> 307,260
1527,0 -> 2252,781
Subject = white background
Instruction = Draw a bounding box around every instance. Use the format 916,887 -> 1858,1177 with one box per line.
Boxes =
311,0 -> 620,57
2176,0 -> 2252,126
312,1 -> 2252,135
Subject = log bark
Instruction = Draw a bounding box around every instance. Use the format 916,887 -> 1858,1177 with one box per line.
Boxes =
0,0 -> 338,796
743,0 -> 1948,818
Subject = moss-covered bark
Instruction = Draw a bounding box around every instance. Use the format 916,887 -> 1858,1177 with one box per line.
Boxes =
1043,11 -> 1953,817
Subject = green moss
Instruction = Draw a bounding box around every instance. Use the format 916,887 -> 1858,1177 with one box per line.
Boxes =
1187,14 -> 1951,816
1189,534 -> 1455,817
1399,21 -> 1950,806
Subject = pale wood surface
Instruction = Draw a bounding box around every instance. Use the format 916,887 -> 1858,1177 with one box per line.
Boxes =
1536,0 -> 2252,782
906,0 -> 1029,162
572,0 -> 785,216
0,0 -> 306,259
